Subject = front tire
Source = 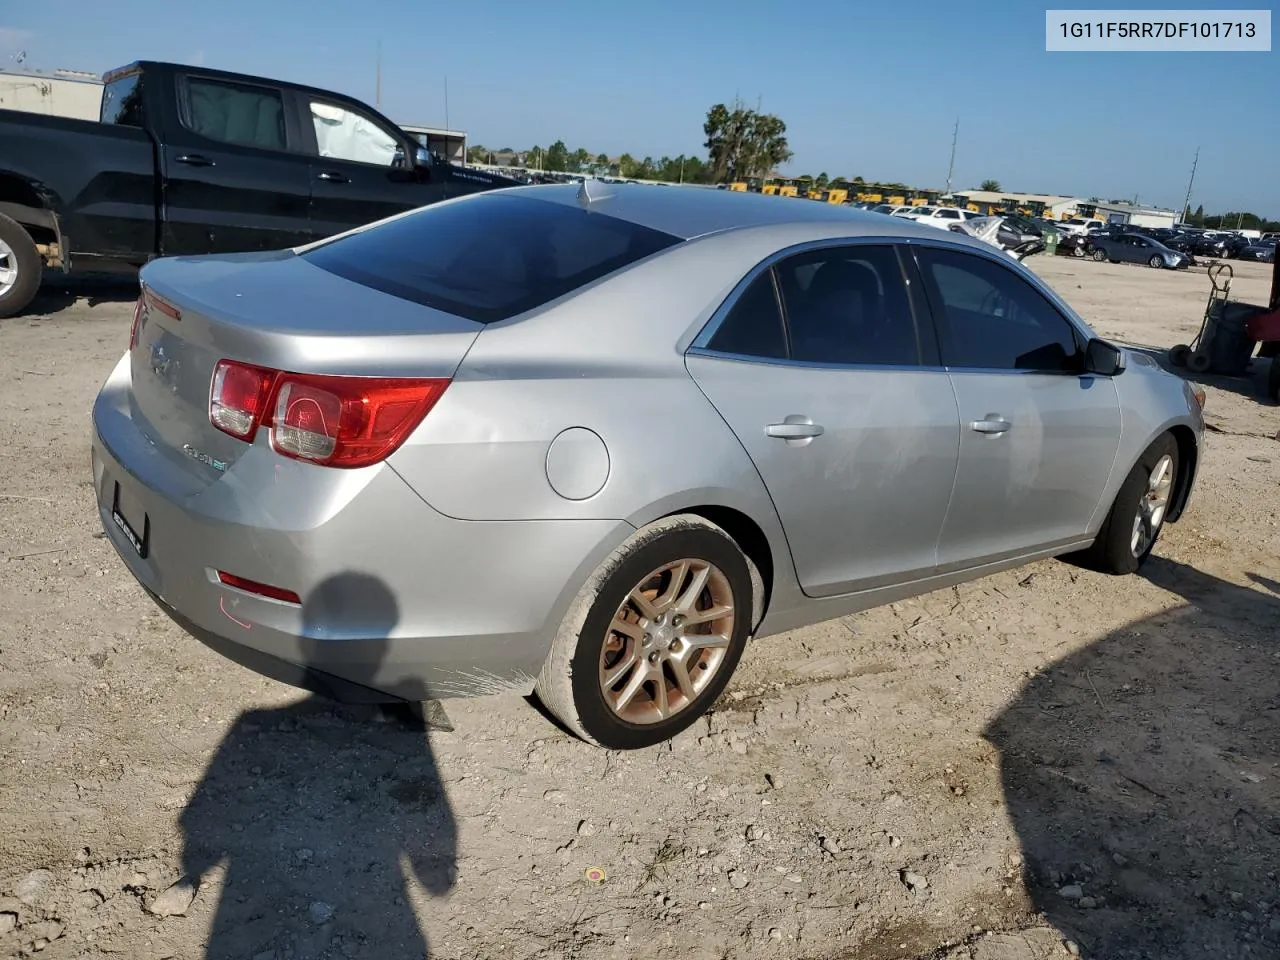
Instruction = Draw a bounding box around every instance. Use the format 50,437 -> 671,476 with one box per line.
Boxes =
1081,435 -> 1179,575
535,515 -> 753,749
0,213 -> 43,320
1148,254 -> 1165,269
1091,248 -> 1107,262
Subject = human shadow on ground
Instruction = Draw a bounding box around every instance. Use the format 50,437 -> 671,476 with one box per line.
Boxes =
985,557 -> 1280,959
179,573 -> 457,959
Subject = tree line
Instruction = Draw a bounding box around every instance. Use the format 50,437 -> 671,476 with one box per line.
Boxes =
1182,204 -> 1280,232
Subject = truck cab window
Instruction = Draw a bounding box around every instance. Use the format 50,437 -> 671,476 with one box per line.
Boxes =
184,78 -> 286,151
309,101 -> 400,167
101,73 -> 144,127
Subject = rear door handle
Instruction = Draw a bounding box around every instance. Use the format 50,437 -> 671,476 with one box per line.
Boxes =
317,171 -> 350,183
175,154 -> 215,167
766,416 -> 824,445
970,415 -> 1011,435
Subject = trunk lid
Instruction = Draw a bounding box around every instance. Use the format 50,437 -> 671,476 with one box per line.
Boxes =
129,250 -> 481,484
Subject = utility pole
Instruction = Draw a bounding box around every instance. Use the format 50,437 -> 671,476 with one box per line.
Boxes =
375,40 -> 382,109
1181,146 -> 1199,223
944,118 -> 959,195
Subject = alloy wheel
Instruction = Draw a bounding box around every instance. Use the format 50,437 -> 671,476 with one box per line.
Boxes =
599,558 -> 735,724
1131,454 -> 1174,557
0,238 -> 17,298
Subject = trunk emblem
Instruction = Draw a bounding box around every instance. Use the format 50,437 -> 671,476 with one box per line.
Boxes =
182,444 -> 228,472
149,343 -> 180,390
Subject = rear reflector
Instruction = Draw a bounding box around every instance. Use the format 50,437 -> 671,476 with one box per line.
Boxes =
208,360 -> 449,468
217,571 -> 301,605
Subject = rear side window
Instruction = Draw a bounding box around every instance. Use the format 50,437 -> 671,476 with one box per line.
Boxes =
102,73 -> 144,127
184,78 -> 287,151
706,272 -> 787,360
302,193 -> 682,323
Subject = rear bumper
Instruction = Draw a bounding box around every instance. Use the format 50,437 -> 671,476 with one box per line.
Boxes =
92,353 -> 632,702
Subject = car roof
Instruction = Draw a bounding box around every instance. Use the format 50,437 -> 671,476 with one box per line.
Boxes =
514,182 -> 961,243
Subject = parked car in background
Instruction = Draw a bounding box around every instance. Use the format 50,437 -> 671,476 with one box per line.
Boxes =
911,206 -> 986,230
1058,217 -> 1107,236
92,185 -> 1204,748
0,60 -> 521,317
1090,233 -> 1194,269
1239,238 -> 1277,262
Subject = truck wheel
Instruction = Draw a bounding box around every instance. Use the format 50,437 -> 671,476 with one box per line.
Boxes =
0,213 -> 42,319
1168,344 -> 1191,367
1187,351 -> 1212,373
535,515 -> 754,749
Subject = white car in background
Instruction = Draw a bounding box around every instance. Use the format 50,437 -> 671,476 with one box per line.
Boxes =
911,207 -> 986,231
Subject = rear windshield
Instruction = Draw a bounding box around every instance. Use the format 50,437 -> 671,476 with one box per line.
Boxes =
301,192 -> 682,323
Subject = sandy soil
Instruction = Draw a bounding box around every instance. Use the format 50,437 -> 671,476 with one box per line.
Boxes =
1,256 -> 1277,960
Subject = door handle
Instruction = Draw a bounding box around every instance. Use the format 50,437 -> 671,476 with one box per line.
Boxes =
317,171 -> 350,183
970,416 -> 1011,435
766,416 -> 824,445
175,154 -> 215,167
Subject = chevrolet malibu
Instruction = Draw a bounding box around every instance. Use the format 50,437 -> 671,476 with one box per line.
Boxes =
92,184 -> 1205,749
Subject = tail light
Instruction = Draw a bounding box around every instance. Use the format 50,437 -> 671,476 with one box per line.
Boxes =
209,360 -> 449,468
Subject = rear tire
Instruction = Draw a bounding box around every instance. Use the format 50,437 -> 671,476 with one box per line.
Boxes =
0,213 -> 42,320
535,515 -> 753,749
1168,344 -> 1191,367
1188,350 -> 1212,373
1079,435 -> 1179,575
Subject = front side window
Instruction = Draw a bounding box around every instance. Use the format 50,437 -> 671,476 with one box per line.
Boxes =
938,209 -> 960,220
918,247 -> 1081,372
309,101 -> 400,166
774,245 -> 919,366
185,78 -> 286,151
302,193 -> 682,323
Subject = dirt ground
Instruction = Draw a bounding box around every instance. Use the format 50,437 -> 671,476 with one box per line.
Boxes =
1,255 -> 1277,960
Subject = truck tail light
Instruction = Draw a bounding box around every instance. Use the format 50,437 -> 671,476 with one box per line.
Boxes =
209,360 -> 449,468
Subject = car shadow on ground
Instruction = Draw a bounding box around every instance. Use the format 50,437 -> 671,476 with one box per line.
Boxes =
179,573 -> 457,959
984,557 -> 1280,958
22,274 -> 140,316
1119,341 -> 1276,406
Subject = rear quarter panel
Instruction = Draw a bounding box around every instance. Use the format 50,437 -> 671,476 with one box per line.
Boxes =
0,109 -> 157,260
387,232 -> 798,531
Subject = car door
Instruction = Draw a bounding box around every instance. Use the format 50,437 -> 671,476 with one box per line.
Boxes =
912,244 -> 1122,569
686,243 -> 960,598
160,73 -> 314,254
301,96 -> 446,240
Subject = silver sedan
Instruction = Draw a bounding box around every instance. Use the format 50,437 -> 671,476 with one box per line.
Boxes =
91,184 -> 1205,749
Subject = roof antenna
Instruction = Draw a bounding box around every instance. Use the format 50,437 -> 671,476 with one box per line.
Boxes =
578,179 -> 614,205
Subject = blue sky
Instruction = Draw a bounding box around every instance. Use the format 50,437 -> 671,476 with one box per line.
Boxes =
3,0 -> 1275,214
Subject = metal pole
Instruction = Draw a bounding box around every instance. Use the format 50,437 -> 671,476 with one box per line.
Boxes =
1181,146 -> 1199,223
945,118 -> 958,195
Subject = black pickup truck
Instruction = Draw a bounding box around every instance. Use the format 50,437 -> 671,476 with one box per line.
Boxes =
0,60 -> 520,317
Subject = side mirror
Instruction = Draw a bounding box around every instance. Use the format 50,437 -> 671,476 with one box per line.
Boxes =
415,146 -> 432,167
1084,337 -> 1125,376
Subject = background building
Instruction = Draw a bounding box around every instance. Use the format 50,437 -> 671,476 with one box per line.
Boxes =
399,124 -> 466,164
0,68 -> 103,120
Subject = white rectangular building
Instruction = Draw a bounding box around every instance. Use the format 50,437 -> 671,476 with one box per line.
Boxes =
0,68 -> 103,121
